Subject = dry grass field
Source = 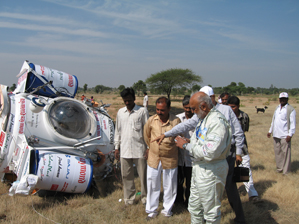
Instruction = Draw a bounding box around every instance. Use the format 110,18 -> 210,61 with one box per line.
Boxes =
0,93 -> 298,224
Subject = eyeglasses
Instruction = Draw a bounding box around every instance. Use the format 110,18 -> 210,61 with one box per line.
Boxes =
190,103 -> 204,111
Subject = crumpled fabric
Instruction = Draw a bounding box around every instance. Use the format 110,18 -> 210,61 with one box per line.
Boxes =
9,174 -> 39,196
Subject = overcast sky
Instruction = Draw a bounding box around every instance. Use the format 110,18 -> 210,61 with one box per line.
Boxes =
1,0 -> 298,89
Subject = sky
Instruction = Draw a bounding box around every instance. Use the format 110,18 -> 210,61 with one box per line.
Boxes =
0,0 -> 298,89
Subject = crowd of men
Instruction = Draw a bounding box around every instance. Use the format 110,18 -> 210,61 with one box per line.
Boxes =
113,87 -> 296,224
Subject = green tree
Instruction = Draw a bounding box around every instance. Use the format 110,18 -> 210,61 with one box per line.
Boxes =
118,85 -> 125,93
238,82 -> 247,94
83,84 -> 88,93
9,83 -> 16,92
132,80 -> 146,96
191,84 -> 201,93
146,68 -> 202,99
247,86 -> 255,94
94,85 -> 112,94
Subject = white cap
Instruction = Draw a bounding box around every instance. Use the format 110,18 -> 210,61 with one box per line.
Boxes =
199,86 -> 214,96
279,92 -> 288,98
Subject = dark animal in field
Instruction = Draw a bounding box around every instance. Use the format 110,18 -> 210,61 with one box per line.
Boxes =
255,106 -> 268,113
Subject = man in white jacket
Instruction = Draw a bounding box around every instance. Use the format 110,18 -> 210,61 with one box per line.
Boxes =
175,92 -> 231,224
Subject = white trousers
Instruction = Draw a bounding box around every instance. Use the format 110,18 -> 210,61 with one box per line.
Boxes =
145,162 -> 177,217
188,160 -> 228,224
239,154 -> 258,198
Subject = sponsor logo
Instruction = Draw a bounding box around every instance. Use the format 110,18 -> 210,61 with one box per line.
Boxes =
42,154 -> 46,166
20,99 -> 26,115
46,154 -> 53,177
17,72 -> 28,85
39,166 -> 44,181
56,156 -> 63,178
23,161 -> 29,176
3,133 -> 11,153
19,98 -> 26,134
40,66 -> 45,75
61,182 -> 68,192
57,71 -> 63,80
103,119 -> 107,130
93,111 -> 99,121
14,147 -> 20,157
8,114 -> 15,133
108,119 -> 114,144
66,156 -> 71,179
78,158 -> 87,184
0,131 -> 5,147
68,74 -> 74,87
50,184 -> 59,191
97,124 -> 101,137
35,114 -> 39,128
50,69 -> 54,78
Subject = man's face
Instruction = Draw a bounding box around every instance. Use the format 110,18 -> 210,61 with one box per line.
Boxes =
190,99 -> 206,120
279,97 -> 288,107
156,103 -> 170,121
221,94 -> 229,105
183,104 -> 193,118
122,95 -> 135,110
228,104 -> 239,116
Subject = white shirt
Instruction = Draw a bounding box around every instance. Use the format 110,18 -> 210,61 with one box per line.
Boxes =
143,95 -> 148,108
269,104 -> 296,138
114,104 -> 149,158
176,112 -> 194,167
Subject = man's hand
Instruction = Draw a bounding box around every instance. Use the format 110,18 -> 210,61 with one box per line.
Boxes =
151,134 -> 165,145
114,149 -> 120,161
236,155 -> 242,166
175,136 -> 188,149
286,136 -> 292,142
267,133 -> 271,138
144,148 -> 149,160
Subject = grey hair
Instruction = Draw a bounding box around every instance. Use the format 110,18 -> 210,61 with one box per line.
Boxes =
197,94 -> 213,109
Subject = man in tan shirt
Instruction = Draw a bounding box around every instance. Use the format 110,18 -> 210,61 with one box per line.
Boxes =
143,97 -> 181,219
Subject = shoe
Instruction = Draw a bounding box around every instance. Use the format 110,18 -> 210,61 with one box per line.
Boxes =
161,210 -> 172,217
145,216 -> 154,221
249,196 -> 263,203
146,213 -> 157,221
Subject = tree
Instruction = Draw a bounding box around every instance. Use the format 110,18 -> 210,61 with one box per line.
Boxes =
191,84 -> 201,93
9,83 -> 16,92
83,84 -> 88,93
94,85 -> 112,94
146,68 -> 202,99
118,85 -> 125,93
132,80 -> 146,96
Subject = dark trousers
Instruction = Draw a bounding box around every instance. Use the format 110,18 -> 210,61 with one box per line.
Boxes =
226,151 -> 246,223
176,165 -> 192,206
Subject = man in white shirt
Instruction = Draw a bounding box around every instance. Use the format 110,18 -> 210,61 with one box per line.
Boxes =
267,92 -> 296,175
114,88 -> 149,205
175,95 -> 194,207
143,92 -> 148,109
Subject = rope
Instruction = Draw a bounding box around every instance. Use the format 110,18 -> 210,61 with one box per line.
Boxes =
30,195 -> 61,224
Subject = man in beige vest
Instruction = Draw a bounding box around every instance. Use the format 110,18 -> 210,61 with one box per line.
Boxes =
267,92 -> 296,175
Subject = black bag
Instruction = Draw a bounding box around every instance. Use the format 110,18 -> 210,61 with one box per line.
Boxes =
233,166 -> 249,182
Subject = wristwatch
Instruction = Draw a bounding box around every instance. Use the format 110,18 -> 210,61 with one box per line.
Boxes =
182,143 -> 188,150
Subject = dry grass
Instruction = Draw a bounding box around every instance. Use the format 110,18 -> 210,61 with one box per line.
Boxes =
0,93 -> 298,224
